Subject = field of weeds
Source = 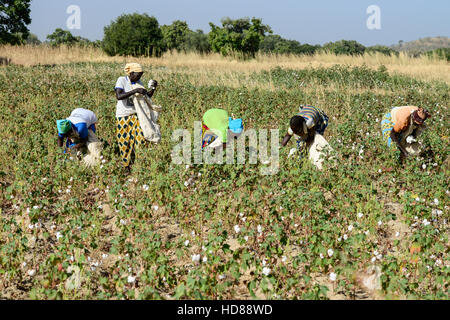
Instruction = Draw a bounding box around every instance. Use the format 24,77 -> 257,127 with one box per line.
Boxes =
0,57 -> 448,299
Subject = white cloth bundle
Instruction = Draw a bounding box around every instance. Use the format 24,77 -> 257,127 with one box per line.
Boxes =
82,130 -> 103,167
130,83 -> 162,144
307,133 -> 333,170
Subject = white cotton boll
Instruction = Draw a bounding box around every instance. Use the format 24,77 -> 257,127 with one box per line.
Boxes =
27,269 -> 36,277
120,219 -> 127,225
433,198 -> 439,205
327,249 -> 334,257
282,256 -> 287,263
184,240 -> 190,247
218,274 -> 225,280
262,267 -> 271,276
423,219 -> 430,226
191,231 -> 195,237
191,254 -> 201,262
395,232 -> 400,237
152,205 -> 159,211
348,225 -> 353,231
371,257 -> 376,263
184,181 -> 189,187
56,232 -> 63,240
343,234 -> 348,240
102,254 -> 108,259
378,220 -> 382,226
319,253 -> 324,259
329,272 -> 336,281
202,256 -> 208,263
142,184 -> 149,191
357,212 -> 363,219
406,136 -> 416,144
127,276 -> 136,283
244,236 -> 249,242
288,148 -> 297,158
422,164 -> 427,170
257,225 -> 262,233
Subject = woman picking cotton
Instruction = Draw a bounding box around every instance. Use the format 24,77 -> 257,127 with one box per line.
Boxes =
201,108 -> 243,150
56,108 -> 103,166
114,63 -> 159,173
381,106 -> 431,161
281,105 -> 332,170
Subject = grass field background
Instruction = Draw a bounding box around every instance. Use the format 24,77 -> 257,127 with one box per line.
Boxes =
0,46 -> 448,299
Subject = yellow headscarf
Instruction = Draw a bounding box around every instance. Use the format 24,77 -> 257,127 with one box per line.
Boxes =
124,63 -> 143,75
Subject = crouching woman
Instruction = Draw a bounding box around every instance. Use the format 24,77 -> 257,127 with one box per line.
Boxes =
381,106 -> 431,161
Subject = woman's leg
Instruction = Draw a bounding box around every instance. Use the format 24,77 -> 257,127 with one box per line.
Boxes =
117,116 -> 135,168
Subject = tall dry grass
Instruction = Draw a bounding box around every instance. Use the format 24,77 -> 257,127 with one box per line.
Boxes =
1,44 -> 449,84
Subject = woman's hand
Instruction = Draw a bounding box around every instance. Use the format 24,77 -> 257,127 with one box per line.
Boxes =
134,88 -> 148,95
148,80 -> 158,89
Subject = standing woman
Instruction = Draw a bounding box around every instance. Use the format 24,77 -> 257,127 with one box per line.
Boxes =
114,63 -> 158,173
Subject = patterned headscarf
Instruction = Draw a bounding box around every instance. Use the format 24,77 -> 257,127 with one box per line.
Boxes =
124,63 -> 143,75
412,108 -> 431,125
57,119 -> 72,134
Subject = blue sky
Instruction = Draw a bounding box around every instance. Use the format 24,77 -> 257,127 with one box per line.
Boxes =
29,0 -> 450,46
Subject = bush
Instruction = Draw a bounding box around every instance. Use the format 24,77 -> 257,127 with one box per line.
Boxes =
260,35 -> 320,55
102,13 -> 165,57
366,45 -> 398,56
322,40 -> 366,55
424,48 -> 450,61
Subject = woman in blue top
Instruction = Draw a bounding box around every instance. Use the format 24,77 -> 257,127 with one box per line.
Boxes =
57,108 -> 98,152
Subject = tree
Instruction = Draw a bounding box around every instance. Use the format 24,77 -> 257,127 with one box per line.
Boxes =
208,17 -> 272,58
161,20 -> 191,52
182,29 -> 211,54
102,13 -> 165,57
46,28 -> 78,46
0,0 -> 32,45
322,40 -> 366,55
26,33 -> 41,45
259,34 -> 320,55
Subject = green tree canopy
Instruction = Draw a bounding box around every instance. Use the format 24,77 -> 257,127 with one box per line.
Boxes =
26,33 -> 40,45
208,17 -> 272,58
102,13 -> 165,57
322,40 -> 366,55
182,29 -> 211,54
259,34 -> 320,55
161,20 -> 191,51
46,28 -> 78,46
0,0 -> 32,45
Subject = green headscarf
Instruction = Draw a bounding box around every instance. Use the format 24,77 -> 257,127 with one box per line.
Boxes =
57,119 -> 72,135
203,108 -> 229,143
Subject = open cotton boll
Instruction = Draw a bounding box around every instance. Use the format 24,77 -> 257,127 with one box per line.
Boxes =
406,135 -> 417,144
